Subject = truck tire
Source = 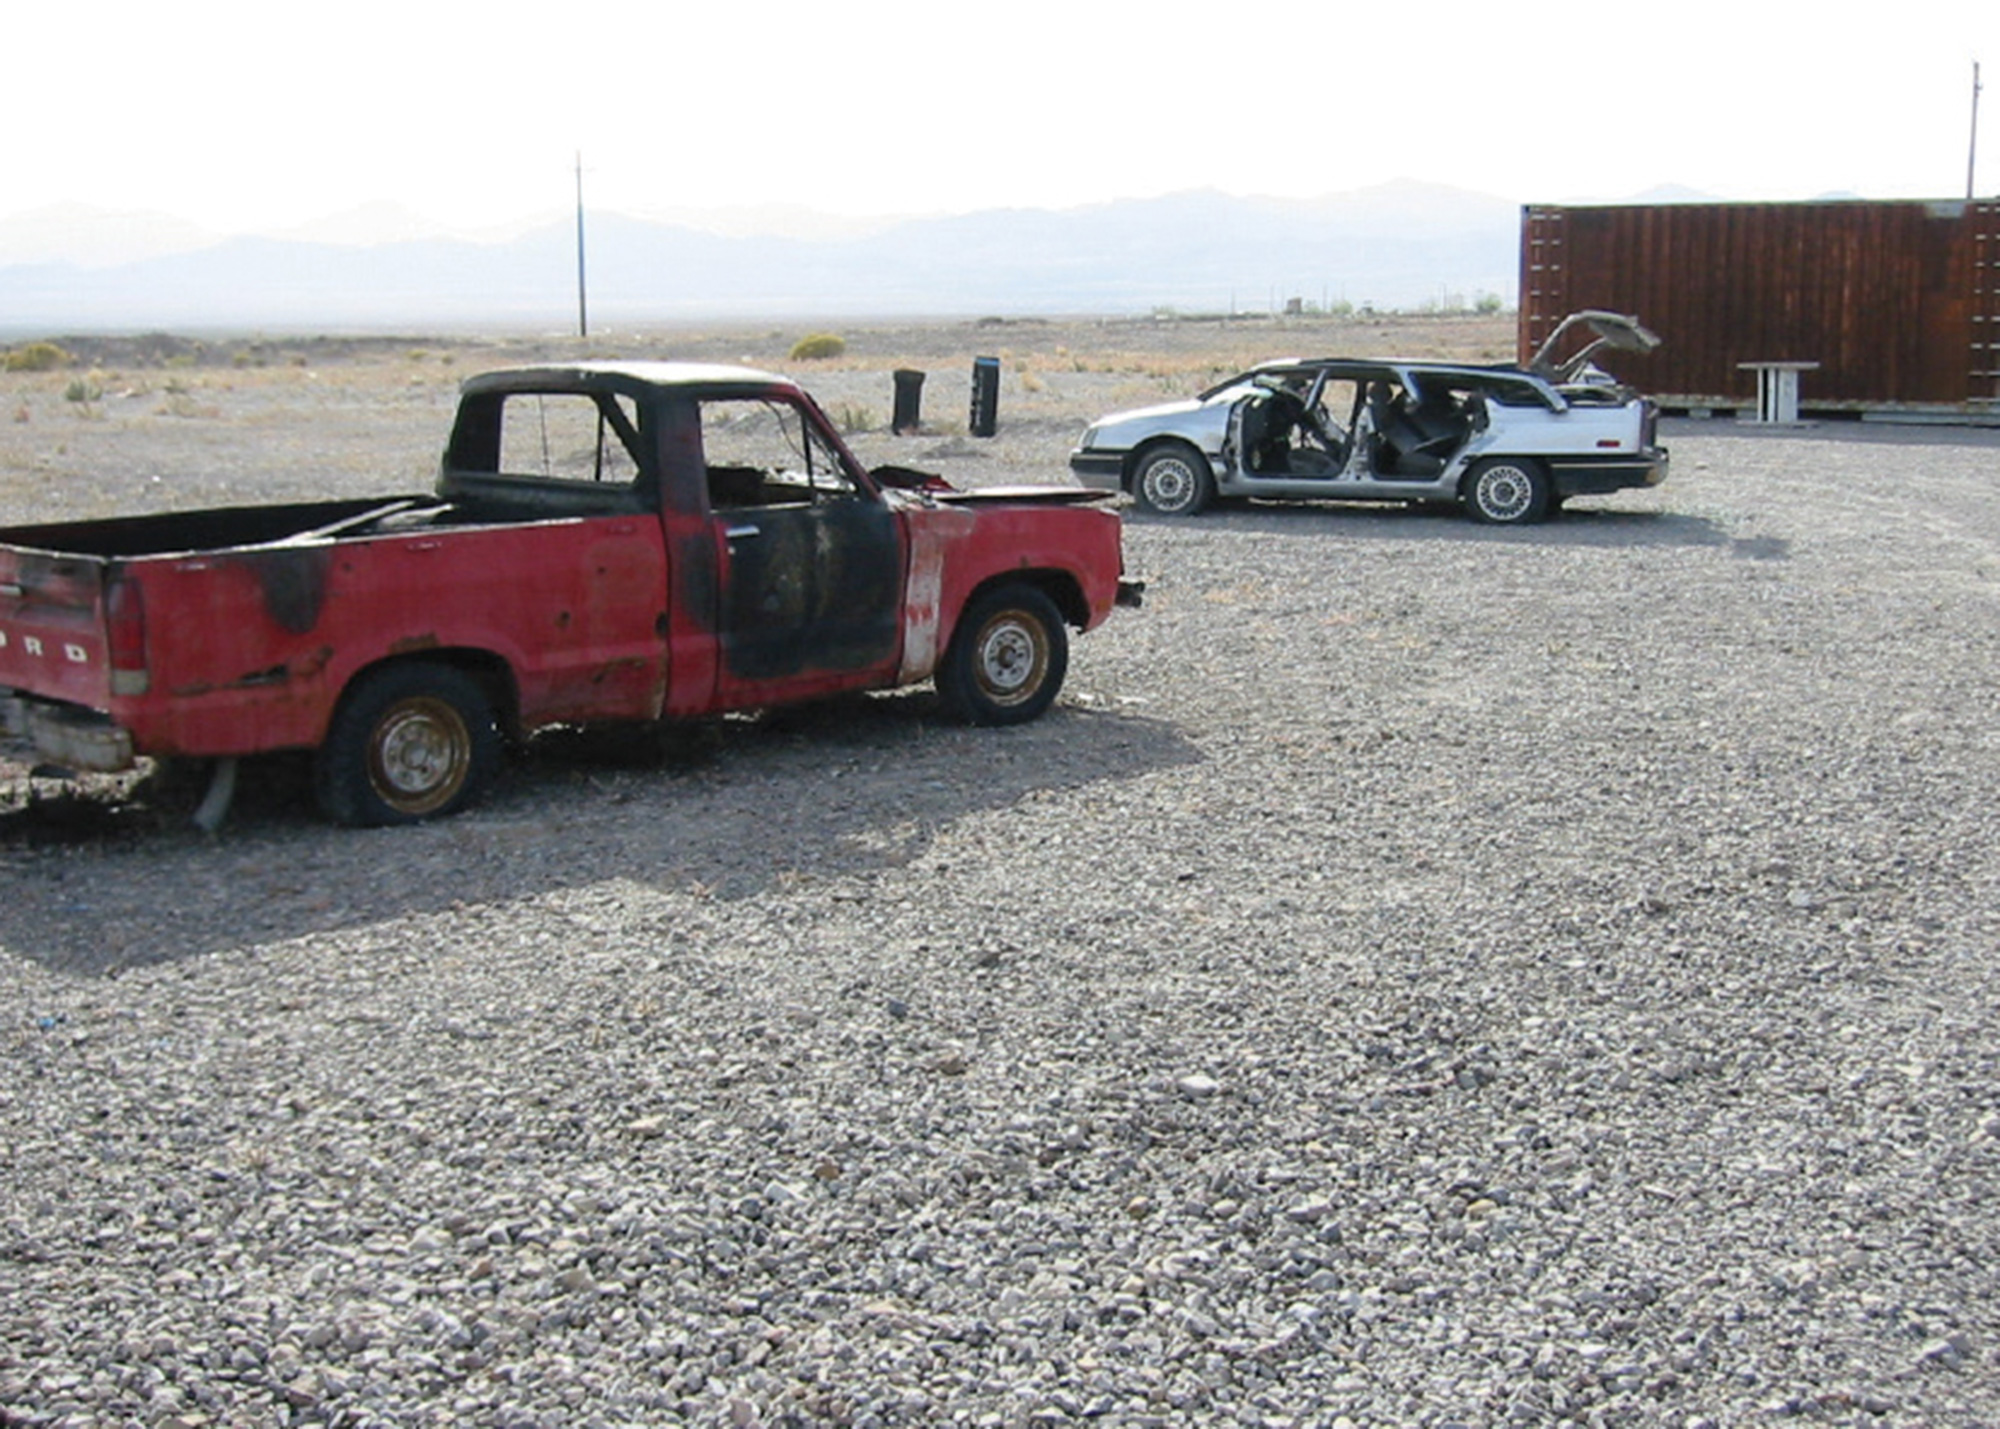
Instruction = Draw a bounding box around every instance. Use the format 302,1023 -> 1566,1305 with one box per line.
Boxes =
936,584 -> 1069,726
316,662 -> 500,826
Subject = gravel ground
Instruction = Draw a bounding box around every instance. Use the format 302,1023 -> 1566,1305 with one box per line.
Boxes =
4,324 -> 2000,1426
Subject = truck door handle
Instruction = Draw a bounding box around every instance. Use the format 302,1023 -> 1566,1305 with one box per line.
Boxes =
725,524 -> 761,541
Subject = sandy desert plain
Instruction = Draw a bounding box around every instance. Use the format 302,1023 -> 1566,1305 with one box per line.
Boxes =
3,312 -> 2000,1427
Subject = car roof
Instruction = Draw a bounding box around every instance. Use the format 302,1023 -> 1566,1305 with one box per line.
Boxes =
1245,357 -> 1531,380
1202,358 -> 1556,401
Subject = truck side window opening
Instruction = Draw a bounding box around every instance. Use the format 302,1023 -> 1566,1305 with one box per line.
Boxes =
700,398 -> 857,508
497,392 -> 642,484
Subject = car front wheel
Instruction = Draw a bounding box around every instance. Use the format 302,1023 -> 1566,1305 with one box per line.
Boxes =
1463,457 -> 1552,525
1132,443 -> 1214,516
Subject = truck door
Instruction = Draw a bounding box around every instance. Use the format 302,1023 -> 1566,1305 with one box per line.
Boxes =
470,383 -> 672,723
696,394 -> 904,706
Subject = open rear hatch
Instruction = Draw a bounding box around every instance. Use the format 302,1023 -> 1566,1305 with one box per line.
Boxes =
1528,310 -> 1661,385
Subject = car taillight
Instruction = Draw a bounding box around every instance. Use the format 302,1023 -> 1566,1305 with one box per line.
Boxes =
106,576 -> 150,694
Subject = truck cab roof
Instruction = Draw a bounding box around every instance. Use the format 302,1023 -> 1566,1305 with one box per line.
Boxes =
459,361 -> 797,398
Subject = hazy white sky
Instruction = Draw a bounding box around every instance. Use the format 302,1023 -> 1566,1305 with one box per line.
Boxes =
8,0 -> 1997,233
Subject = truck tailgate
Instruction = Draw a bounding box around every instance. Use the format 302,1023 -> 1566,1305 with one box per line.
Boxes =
0,546 -> 115,708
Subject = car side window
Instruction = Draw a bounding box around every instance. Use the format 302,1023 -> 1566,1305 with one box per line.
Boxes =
699,398 -> 858,509
495,392 -> 643,485
1316,379 -> 1361,428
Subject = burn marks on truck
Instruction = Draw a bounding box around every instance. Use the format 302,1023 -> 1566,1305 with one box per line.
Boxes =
235,546 -> 333,634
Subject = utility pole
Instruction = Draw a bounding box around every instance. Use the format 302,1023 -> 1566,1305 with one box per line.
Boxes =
575,151 -> 589,339
1971,62 -> 1983,201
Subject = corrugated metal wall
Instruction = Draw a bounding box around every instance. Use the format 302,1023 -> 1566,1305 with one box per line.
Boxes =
1519,200 -> 2000,414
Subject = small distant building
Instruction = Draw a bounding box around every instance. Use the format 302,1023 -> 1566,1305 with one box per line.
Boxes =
1518,198 -> 2000,423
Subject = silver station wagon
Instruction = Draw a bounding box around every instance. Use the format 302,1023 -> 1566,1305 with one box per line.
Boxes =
1069,311 -> 1668,524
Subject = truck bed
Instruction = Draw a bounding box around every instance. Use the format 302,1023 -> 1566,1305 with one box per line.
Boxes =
1,493 -> 673,767
0,496 -> 456,559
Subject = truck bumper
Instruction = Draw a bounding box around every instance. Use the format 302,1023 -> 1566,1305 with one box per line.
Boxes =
0,691 -> 135,772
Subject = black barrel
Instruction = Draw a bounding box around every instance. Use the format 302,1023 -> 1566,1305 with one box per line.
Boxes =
891,368 -> 925,434
969,356 -> 1000,438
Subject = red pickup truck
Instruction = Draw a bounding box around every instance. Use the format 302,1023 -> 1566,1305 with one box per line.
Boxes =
0,362 -> 1139,825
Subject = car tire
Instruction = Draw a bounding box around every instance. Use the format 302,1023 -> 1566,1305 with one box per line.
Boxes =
1132,443 -> 1214,517
936,584 -> 1069,726
1463,457 -> 1552,525
316,661 -> 501,826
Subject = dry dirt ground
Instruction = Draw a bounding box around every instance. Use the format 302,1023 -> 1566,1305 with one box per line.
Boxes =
6,316 -> 2000,1427
0,312 -> 1519,521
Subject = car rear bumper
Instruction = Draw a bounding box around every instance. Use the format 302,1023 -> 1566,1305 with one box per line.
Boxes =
1068,450 -> 1125,491
1547,447 -> 1668,497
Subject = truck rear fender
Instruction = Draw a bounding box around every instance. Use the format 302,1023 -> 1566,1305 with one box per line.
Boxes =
327,648 -> 522,745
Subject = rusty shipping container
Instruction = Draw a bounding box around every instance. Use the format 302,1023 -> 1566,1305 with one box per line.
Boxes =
1520,199 -> 2000,420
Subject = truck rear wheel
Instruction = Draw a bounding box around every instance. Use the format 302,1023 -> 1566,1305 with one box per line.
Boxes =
936,584 -> 1068,726
316,662 -> 500,826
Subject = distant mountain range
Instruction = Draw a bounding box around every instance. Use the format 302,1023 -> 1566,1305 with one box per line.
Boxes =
0,182 -> 1683,334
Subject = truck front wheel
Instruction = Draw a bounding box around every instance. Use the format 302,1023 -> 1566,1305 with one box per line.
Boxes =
316,662 -> 500,826
936,584 -> 1069,726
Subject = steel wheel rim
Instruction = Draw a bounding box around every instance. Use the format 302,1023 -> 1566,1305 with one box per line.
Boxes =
1476,465 -> 1531,521
368,698 -> 472,814
1142,458 -> 1195,512
974,613 -> 1048,706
